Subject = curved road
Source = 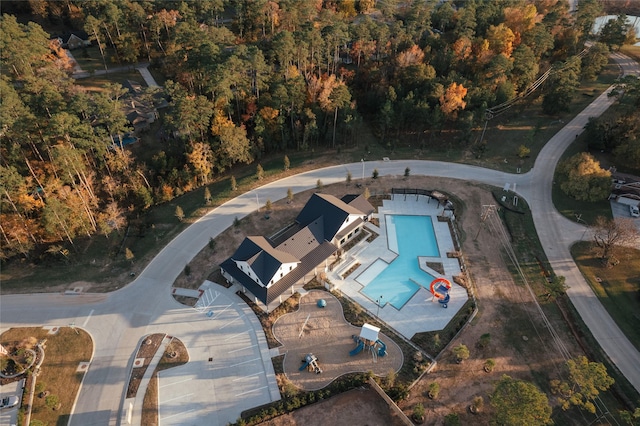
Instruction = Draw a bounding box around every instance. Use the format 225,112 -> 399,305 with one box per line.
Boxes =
1,53 -> 639,424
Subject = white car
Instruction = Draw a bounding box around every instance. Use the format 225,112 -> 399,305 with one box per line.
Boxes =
631,205 -> 640,218
0,396 -> 19,409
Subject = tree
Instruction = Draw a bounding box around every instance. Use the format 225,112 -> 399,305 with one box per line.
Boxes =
543,56 -> 581,114
283,155 -> 290,171
256,164 -> 264,180
204,187 -> 212,204
453,344 -> 470,363
518,145 -> 531,158
404,167 -> 411,178
231,175 -> 238,191
557,152 -> 611,202
591,216 -> 639,267
491,375 -> 552,426
372,169 -> 379,179
581,43 -> 610,80
439,83 -> 468,120
287,188 -> 294,203
175,205 -> 185,221
543,275 -> 568,300
186,142 -> 214,185
316,179 -> 323,190
600,14 -> 630,50
346,171 -> 352,185
265,199 -> 272,212
125,247 -> 134,263
428,382 -> 440,399
551,356 -> 614,414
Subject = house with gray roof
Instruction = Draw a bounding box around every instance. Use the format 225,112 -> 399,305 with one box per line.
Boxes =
221,193 -> 374,311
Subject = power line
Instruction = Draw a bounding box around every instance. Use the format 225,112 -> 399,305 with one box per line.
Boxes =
481,206 -> 620,425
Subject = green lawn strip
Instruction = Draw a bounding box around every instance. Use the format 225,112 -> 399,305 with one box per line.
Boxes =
73,70 -> 144,91
570,241 -> 640,352
71,46 -> 120,73
0,327 -> 92,426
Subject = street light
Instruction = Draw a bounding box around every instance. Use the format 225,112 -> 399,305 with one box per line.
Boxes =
376,295 -> 383,317
361,159 -> 364,181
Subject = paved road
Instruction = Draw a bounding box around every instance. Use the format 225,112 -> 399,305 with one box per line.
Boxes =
1,52 -> 639,424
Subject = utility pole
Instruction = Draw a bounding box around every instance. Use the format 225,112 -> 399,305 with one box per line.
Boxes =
474,205 -> 497,241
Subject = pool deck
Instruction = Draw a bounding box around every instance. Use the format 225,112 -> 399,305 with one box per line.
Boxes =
329,195 -> 467,339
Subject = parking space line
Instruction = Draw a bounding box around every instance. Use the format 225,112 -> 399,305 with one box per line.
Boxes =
233,372 -> 261,382
228,344 -> 257,354
159,377 -> 193,388
82,309 -> 94,327
212,303 -> 232,319
219,315 -> 242,329
236,386 -> 268,397
161,393 -> 194,404
224,330 -> 248,341
229,357 -> 260,368
161,408 -> 196,422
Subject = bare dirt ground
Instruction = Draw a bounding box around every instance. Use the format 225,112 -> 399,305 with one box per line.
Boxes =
273,290 -> 403,391
258,387 -> 407,426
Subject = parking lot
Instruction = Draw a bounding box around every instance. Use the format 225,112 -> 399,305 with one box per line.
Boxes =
0,378 -> 24,426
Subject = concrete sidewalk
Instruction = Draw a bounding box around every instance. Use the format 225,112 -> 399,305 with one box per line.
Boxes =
124,335 -> 172,426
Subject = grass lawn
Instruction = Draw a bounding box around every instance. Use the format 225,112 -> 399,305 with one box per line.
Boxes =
71,46 -> 120,73
73,70 -> 144,92
620,45 -> 640,63
571,242 -> 640,352
0,327 -> 92,426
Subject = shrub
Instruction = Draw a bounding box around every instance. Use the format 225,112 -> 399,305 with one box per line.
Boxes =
428,382 -> 440,399
372,168 -> 379,179
346,171 -> 352,184
484,358 -> 496,372
184,264 -> 191,276
453,344 -> 470,362
413,403 -> 425,422
404,167 -> 411,177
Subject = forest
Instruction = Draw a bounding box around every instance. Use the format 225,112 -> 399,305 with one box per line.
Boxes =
0,0 -> 637,260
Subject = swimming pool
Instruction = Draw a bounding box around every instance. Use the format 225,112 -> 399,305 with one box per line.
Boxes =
360,215 -> 440,309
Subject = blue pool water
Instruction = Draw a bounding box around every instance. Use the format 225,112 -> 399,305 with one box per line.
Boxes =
361,215 -> 439,309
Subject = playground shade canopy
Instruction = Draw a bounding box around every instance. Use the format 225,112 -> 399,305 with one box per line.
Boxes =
360,323 -> 380,342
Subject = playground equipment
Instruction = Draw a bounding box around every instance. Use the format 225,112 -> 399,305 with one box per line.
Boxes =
299,353 -> 322,374
317,299 -> 326,308
350,323 -> 387,361
430,277 -> 452,308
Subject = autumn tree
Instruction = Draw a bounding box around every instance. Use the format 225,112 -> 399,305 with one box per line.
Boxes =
557,152 -> 611,202
439,83 -> 468,120
491,375 -> 552,426
551,356 -> 614,414
591,216 -> 639,267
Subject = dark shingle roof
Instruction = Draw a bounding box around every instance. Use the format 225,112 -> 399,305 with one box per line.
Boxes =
232,236 -> 298,285
341,194 -> 375,216
296,193 -> 364,242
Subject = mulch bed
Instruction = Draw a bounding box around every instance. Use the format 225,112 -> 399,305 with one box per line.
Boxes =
126,333 -> 165,398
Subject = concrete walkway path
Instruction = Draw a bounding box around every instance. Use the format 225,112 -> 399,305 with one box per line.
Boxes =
127,335 -> 172,426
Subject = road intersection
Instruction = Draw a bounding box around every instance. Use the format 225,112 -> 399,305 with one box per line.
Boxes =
1,53 -> 639,424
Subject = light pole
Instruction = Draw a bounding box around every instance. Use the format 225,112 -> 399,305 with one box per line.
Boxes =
361,159 -> 364,181
376,295 -> 383,317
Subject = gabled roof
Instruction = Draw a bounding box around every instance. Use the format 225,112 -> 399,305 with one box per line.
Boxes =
341,194 -> 375,216
296,193 -> 364,242
232,236 -> 298,285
